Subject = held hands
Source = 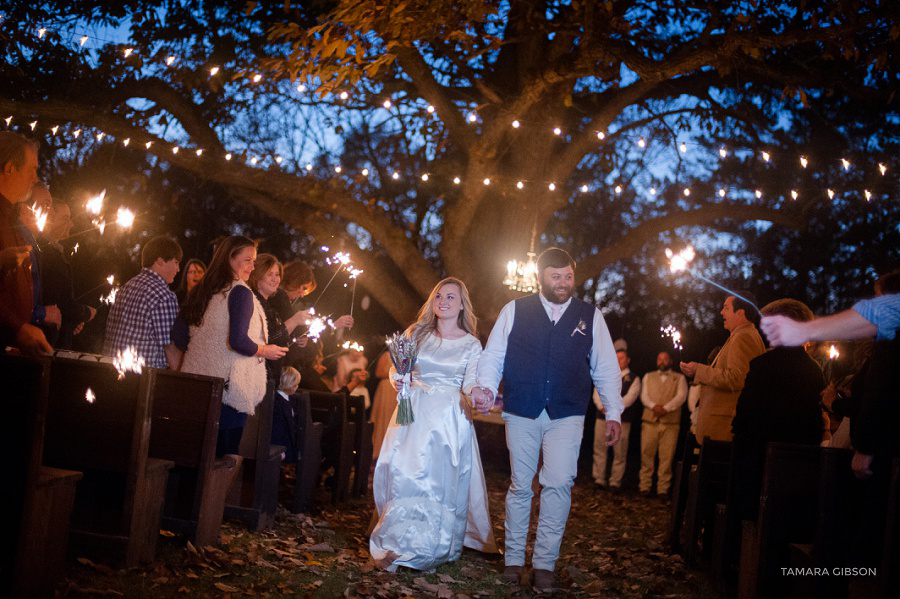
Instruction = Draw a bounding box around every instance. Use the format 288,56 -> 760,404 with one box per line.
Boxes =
652,405 -> 668,418
44,305 -> 62,328
470,386 -> 494,415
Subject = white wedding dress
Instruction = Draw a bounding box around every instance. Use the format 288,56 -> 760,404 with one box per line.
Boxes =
370,333 -> 497,571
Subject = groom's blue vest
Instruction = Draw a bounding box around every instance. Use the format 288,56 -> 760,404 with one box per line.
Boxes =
502,294 -> 595,420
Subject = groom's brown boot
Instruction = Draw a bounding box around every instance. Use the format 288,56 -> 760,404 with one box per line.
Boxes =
532,568 -> 555,591
502,565 -> 524,584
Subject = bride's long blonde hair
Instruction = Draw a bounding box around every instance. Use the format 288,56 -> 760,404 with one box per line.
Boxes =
405,277 -> 477,346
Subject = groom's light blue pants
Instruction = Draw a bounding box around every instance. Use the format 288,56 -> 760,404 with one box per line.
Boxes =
502,409 -> 585,571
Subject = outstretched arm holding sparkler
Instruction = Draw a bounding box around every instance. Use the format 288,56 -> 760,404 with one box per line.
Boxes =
762,311 -> 878,346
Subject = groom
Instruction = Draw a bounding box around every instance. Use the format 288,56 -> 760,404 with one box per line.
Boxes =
473,247 -> 622,590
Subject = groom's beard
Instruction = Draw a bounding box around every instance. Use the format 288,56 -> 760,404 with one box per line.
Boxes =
540,282 -> 574,304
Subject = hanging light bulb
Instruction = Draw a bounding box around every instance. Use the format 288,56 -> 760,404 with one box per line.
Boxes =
597,131 -> 606,140
172,146 -> 179,154
800,156 -> 808,168
122,138 -> 129,146
166,56 -> 176,66
124,48 -> 133,58
679,142 -> 687,153
827,189 -> 835,199
755,189 -> 762,198
196,149 -> 203,156
296,84 -> 306,92
879,163 -> 887,175
517,181 -> 524,189
421,173 -> 429,181
841,158 -> 850,170
209,66 -> 220,76
553,127 -> 562,136
252,74 -> 262,83
361,168 -> 369,176
73,129 -> 82,138
512,120 -> 520,128
718,188 -> 726,197
305,163 -> 313,171
382,99 -> 391,109
649,187 -> 657,196
683,188 -> 690,197
719,147 -> 727,158
51,126 -> 59,135
339,91 -> 349,100
334,165 -> 342,173
482,178 -> 490,185
548,183 -> 556,191
38,28 -> 47,38
791,190 -> 799,200
453,177 -> 461,185
29,121 -> 37,131
581,184 -> 589,193
392,171 -> 400,180
637,138 -> 646,148
615,185 -> 622,194
145,141 -> 152,149
761,151 -> 771,162
80,35 -> 88,46
225,153 -> 232,160
426,105 -> 435,113
468,113 -> 477,123
864,190 -> 872,201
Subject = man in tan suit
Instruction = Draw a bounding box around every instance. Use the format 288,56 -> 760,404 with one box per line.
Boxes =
680,293 -> 765,444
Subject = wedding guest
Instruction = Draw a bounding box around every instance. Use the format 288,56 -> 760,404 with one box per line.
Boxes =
639,350 -> 687,498
273,366 -> 301,463
103,235 -> 182,368
334,344 -> 368,392
681,292 -> 765,444
173,235 -> 288,456
475,248 -> 621,590
370,277 -> 497,571
0,131 -> 50,355
175,258 -> 206,305
593,342 -> 641,491
36,191 -> 95,348
369,349 -> 397,459
15,184 -> 62,340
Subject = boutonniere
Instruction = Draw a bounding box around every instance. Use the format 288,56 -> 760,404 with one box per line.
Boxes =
571,318 -> 587,337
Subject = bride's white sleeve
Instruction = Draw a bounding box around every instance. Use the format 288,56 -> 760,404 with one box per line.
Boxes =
462,339 -> 483,396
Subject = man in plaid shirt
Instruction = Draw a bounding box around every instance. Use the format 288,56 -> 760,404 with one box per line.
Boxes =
103,235 -> 183,368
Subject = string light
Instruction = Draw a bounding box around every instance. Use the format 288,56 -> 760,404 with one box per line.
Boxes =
517,181 -> 524,189
512,120 -> 520,128
73,129 -> 82,138
145,141 -> 152,149
683,188 -> 690,197
296,84 -> 306,92
453,177 -> 461,185
382,99 -> 391,109
165,56 -> 175,66
615,185 -> 622,194
275,155 -> 282,163
124,48 -> 133,57
468,113 -> 477,123
421,173 -> 429,181
827,189 -> 835,199
29,121 -> 37,131
553,127 -> 562,136
361,168 -> 369,176
755,189 -> 762,198
762,151 -> 771,162
392,171 -> 400,180
864,190 -> 872,201
334,165 -> 342,173
4,117 -> 11,127
637,137 -> 646,148
305,163 -> 313,171
679,142 -> 687,153
172,146 -> 179,154
79,36 -> 88,46
339,91 -> 348,100
791,190 -> 799,200
879,163 -> 887,175
209,66 -> 219,76
122,138 -> 129,146
841,158 -> 850,170
250,156 -> 258,164
597,131 -> 605,140
225,153 -> 232,160
581,184 -> 589,192
548,183 -> 556,191
482,178 -> 490,186
38,28 -> 46,38
96,132 -> 104,141
51,126 -> 59,135
718,188 -> 726,197
719,147 -> 727,158
426,105 -> 435,113
800,156 -> 808,168
196,149 -> 203,156
650,187 -> 657,195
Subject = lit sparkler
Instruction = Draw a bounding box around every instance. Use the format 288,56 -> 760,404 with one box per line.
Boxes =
86,190 -> 105,215
85,387 -> 96,404
342,341 -> 365,353
113,346 -> 145,380
665,245 -> 761,315
116,207 -> 135,228
101,286 -> 119,305
32,203 -> 48,232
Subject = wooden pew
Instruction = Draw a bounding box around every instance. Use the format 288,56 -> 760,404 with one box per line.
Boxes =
308,390 -> 354,503
668,433 -> 699,554
738,442 -> 822,599
682,438 -> 731,566
2,354 -> 82,599
147,368 -> 242,547
226,383 -> 282,531
42,356 -> 173,566
786,447 -> 863,599
347,393 -> 374,498
879,457 -> 900,599
289,392 -> 323,513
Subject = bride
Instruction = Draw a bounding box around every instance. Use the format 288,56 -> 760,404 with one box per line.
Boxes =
370,277 -> 498,571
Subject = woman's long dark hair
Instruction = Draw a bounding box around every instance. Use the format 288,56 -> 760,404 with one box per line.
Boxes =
180,235 -> 256,327
176,258 -> 207,296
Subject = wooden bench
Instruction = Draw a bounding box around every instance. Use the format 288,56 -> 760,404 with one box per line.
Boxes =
226,382 -> 282,531
668,433 -> 699,554
347,393 -> 374,498
786,447 -> 863,598
2,354 -> 82,599
308,390 -> 355,503
738,442 -> 822,599
42,356 -> 173,566
682,438 -> 731,566
147,368 -> 242,547
289,392 -> 323,513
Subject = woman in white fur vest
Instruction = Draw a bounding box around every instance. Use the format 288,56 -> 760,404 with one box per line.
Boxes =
170,235 -> 288,456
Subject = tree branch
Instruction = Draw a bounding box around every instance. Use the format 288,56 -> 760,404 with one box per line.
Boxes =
575,204 -> 806,283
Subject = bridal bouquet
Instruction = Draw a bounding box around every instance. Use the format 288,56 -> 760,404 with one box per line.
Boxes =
387,332 -> 418,425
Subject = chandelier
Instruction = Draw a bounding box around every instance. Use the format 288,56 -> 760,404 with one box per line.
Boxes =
503,225 -> 539,293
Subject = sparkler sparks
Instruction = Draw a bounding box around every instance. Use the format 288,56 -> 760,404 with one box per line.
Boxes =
113,347 -> 145,380
661,325 -> 683,351
665,245 -> 761,315
342,341 -> 365,353
32,204 -> 48,232
86,190 -> 105,215
828,345 -> 840,360
85,387 -> 96,404
101,286 -> 118,305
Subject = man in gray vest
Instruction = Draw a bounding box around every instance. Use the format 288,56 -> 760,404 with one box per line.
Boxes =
473,247 -> 622,590
639,350 -> 687,497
